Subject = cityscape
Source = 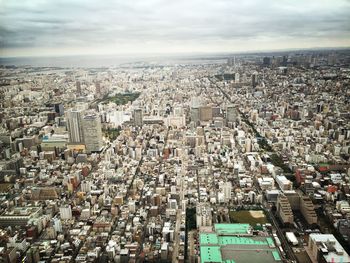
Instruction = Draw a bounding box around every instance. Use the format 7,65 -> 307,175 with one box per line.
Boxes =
1,1 -> 350,263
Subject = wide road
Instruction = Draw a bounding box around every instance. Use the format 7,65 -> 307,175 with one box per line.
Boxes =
172,208 -> 183,262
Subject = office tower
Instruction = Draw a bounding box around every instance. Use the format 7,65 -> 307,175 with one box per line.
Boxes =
212,106 -> 221,118
221,181 -> 232,202
234,72 -> 240,83
276,193 -> 294,224
263,57 -> 271,66
82,113 -> 103,153
282,55 -> 288,66
251,72 -> 258,88
226,105 -> 238,124
327,53 -> 336,65
196,203 -> 212,228
95,81 -> 101,95
53,218 -> 62,232
54,103 -> 64,116
66,109 -> 84,143
59,205 -> 72,220
227,57 -> 235,66
190,107 -> 200,126
76,80 -> 81,95
199,106 -> 212,121
245,138 -> 252,153
133,108 -> 143,127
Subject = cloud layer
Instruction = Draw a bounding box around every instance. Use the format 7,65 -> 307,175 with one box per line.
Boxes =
0,0 -> 350,56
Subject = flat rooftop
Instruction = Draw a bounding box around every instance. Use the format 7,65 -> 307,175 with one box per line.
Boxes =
214,223 -> 251,235
200,224 -> 281,263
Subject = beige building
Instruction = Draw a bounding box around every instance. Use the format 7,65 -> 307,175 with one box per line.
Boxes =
277,193 -> 294,224
300,194 -> 317,225
199,106 -> 213,122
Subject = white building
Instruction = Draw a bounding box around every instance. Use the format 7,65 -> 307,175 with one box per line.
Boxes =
308,234 -> 350,263
60,205 -> 72,220
196,203 -> 212,228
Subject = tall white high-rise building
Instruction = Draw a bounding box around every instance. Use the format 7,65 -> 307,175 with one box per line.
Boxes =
59,205 -> 72,220
221,181 -> 232,202
245,138 -> 252,153
82,113 -> 103,153
53,218 -> 62,232
234,72 -> 240,83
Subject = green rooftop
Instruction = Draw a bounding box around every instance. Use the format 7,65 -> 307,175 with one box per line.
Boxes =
200,234 -> 273,247
219,236 -> 268,246
200,224 -> 281,263
214,223 -> 250,235
200,246 -> 222,263
272,250 -> 281,261
200,233 -> 219,245
266,237 -> 275,247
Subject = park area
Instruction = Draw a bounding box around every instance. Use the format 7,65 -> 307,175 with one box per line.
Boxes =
104,92 -> 140,105
229,210 -> 268,225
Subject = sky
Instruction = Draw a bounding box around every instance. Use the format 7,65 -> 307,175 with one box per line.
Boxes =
0,0 -> 350,57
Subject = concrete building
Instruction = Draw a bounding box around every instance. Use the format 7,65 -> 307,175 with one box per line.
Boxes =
284,191 -> 317,225
276,193 -> 294,224
66,109 -> 84,144
300,194 -> 317,225
307,234 -> 350,263
59,206 -> 72,220
196,203 -> 212,228
220,182 -> 232,203
76,81 -> 81,95
82,113 -> 103,153
0,207 -> 42,227
190,107 -> 200,125
133,108 -> 143,127
199,106 -> 212,122
226,105 -> 238,125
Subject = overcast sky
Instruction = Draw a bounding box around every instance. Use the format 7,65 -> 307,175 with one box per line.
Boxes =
0,0 -> 350,57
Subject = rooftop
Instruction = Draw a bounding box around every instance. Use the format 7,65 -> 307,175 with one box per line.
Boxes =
200,224 -> 281,263
214,223 -> 251,235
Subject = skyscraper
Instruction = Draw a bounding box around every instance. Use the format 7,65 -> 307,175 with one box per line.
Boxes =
133,108 -> 143,127
82,113 -> 103,153
199,106 -> 213,122
66,109 -> 103,153
95,81 -> 101,96
234,72 -> 240,83
251,72 -> 258,88
226,105 -> 238,124
76,80 -> 81,95
54,103 -> 64,116
66,109 -> 84,143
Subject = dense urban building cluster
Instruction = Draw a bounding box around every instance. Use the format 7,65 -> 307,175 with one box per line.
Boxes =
0,50 -> 350,263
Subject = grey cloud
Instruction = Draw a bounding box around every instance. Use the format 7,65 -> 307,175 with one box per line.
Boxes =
0,0 -> 349,54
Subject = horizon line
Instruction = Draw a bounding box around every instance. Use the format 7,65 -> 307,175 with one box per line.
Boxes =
1,46 -> 350,60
